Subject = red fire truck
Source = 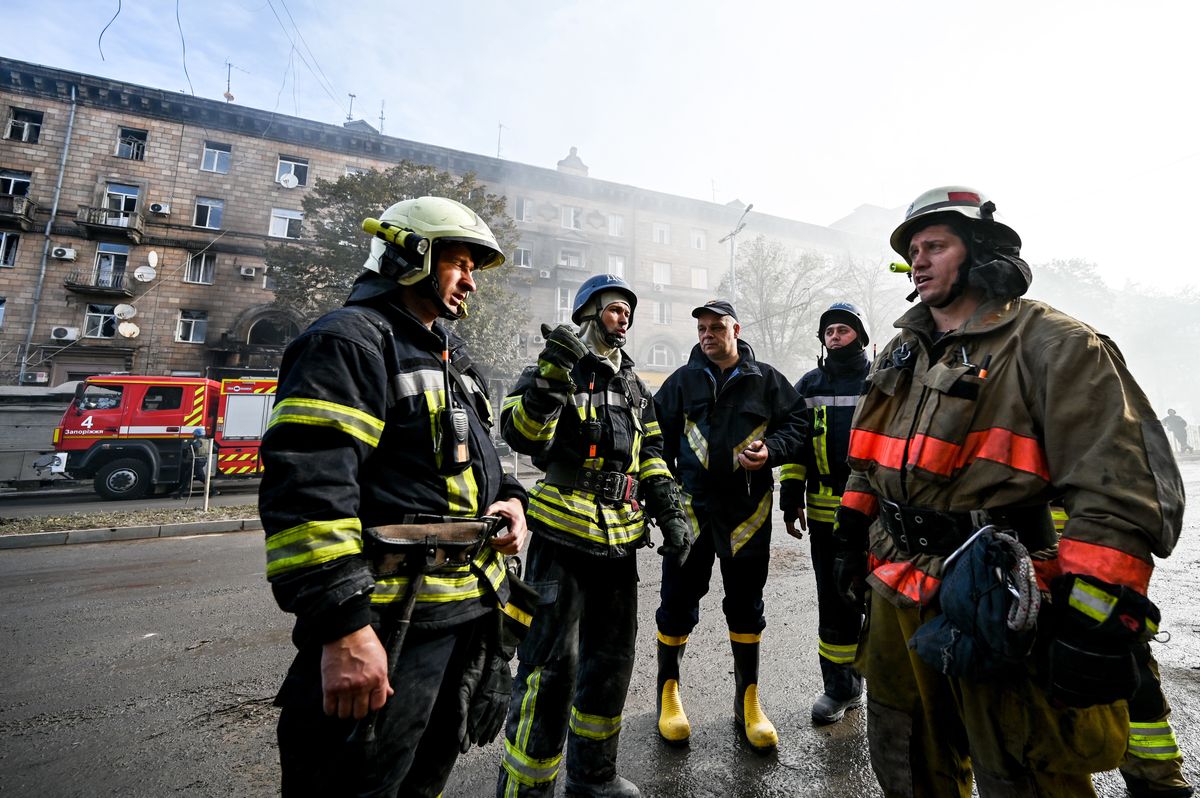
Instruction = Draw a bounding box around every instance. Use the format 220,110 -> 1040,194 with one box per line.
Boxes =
47,375 -> 277,500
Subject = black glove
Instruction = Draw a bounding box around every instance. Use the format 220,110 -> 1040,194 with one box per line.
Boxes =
657,514 -> 692,567
1047,574 -> 1160,708
780,483 -> 805,539
461,651 -> 512,751
641,476 -> 692,566
831,506 -> 871,613
537,323 -> 588,381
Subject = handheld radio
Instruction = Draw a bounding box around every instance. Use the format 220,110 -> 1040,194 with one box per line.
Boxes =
438,330 -> 471,474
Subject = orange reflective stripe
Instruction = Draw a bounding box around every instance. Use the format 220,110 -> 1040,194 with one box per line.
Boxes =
850,428 -> 1050,480
841,490 -> 877,517
1031,558 -> 1061,592
849,430 -> 906,469
1058,538 -> 1152,594
868,554 -> 941,605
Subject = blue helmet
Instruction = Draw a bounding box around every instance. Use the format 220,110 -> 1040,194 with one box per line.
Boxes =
817,301 -> 868,346
571,274 -> 637,326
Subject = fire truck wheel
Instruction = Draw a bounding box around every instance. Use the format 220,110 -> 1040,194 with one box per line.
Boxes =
95,458 -> 151,501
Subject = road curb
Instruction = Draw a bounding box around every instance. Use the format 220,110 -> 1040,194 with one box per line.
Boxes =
0,517 -> 263,550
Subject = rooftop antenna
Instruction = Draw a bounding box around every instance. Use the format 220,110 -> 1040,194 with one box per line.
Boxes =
223,60 -> 235,103
497,122 -> 505,159
346,93 -> 356,122
379,100 -> 386,134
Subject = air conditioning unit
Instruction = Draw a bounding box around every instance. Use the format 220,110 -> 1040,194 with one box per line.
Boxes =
20,371 -> 49,384
239,266 -> 257,278
652,283 -> 665,292
538,269 -> 552,279
50,325 -> 81,342
51,246 -> 77,261
532,334 -> 545,345
148,202 -> 171,215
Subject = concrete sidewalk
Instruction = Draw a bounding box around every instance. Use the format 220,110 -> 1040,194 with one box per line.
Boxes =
0,516 -> 262,550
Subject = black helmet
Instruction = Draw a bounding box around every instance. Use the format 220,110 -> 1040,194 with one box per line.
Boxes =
817,301 -> 868,347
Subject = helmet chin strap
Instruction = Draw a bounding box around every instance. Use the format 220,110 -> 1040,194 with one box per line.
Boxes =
421,271 -> 466,320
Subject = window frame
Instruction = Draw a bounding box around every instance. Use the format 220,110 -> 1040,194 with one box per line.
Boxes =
193,197 -> 224,229
561,205 -> 583,230
269,208 -> 304,239
514,247 -> 533,268
653,222 -> 671,245
5,107 -> 43,144
555,287 -> 573,324
649,343 -> 674,367
0,169 -> 32,196
84,303 -> 118,339
0,296 -> 6,328
691,228 -> 708,250
652,261 -> 672,285
115,127 -> 148,160
276,155 -> 309,186
184,251 -> 216,285
201,141 -> 231,174
94,243 -> 130,288
651,300 -> 672,325
0,231 -> 18,267
690,267 -> 709,290
608,214 -> 624,237
516,197 -> 534,222
607,253 -> 625,277
176,309 -> 209,344
558,248 -> 584,270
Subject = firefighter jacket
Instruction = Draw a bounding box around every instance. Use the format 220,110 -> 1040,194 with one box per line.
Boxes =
780,349 -> 870,524
260,297 -> 526,648
500,349 -> 671,557
842,297 -> 1184,609
654,340 -> 807,558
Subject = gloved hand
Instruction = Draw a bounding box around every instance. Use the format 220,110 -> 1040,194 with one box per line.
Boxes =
831,506 -> 871,613
537,323 -> 588,382
641,476 -> 692,567
1047,574 -> 1160,708
780,482 -> 805,540
657,514 -> 692,567
461,650 -> 512,751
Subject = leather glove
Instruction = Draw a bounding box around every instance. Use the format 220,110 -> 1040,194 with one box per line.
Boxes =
1047,574 -> 1160,708
537,323 -> 588,382
657,514 -> 692,567
641,476 -> 692,567
461,650 -> 512,751
831,506 -> 871,613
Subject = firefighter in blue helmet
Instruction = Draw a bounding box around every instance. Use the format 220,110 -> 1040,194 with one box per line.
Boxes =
496,274 -> 691,797
780,302 -> 871,724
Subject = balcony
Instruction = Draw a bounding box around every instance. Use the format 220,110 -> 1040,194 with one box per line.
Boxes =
75,205 -> 144,243
63,269 -> 134,297
0,194 -> 39,231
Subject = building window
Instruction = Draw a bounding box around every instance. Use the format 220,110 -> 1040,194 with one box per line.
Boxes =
514,247 -> 532,268
607,254 -> 625,277
650,300 -> 672,325
94,243 -> 130,288
0,169 -> 31,196
5,107 -> 43,143
558,249 -> 583,269
608,214 -> 624,237
691,228 -> 707,250
0,232 -> 18,267
653,222 -> 671,245
0,296 -> 5,327
193,197 -> 224,229
690,267 -> 708,290
184,252 -> 216,284
115,127 -> 147,160
652,261 -> 672,285
84,304 -> 117,338
516,197 -> 534,222
561,205 -> 583,230
345,166 -> 369,176
176,309 -> 208,344
649,343 -> 674,367
269,208 -> 304,239
276,155 -> 309,186
105,182 -> 140,226
201,141 -> 231,174
556,287 -> 573,324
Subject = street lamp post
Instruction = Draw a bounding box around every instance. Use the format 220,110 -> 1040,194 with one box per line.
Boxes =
718,203 -> 753,302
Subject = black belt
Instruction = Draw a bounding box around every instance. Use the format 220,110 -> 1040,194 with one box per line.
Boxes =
877,498 -> 1055,556
545,463 -> 640,505
363,515 -> 500,576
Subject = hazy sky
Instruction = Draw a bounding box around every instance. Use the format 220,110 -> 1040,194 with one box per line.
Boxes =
7,0 -> 1200,292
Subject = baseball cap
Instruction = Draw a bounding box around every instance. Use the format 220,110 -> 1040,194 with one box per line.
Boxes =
691,299 -> 738,321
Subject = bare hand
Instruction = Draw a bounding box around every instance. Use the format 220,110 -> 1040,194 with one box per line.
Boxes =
737,440 -> 769,472
785,508 -> 807,539
486,497 -> 528,555
321,625 -> 393,719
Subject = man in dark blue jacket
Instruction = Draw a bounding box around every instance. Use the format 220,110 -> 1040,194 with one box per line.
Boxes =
652,299 -> 806,751
780,302 -> 871,724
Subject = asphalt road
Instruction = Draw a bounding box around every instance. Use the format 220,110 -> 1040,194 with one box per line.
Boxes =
0,462 -> 1197,797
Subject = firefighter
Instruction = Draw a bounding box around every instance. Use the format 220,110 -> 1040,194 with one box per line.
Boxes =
260,196 -> 532,797
173,429 -> 208,499
834,186 -> 1185,796
652,300 -> 806,750
779,301 -> 871,725
495,274 -> 690,798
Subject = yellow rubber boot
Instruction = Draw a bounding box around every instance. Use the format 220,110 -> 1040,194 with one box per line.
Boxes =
739,684 -> 778,750
656,632 -> 691,745
731,633 -> 778,751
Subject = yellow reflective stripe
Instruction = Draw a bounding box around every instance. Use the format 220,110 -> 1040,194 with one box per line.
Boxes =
732,422 -> 768,469
268,397 -> 384,447
684,419 -> 709,469
658,631 -> 688,646
518,667 -> 543,751
370,548 -> 504,605
446,466 -> 479,516
807,506 -> 837,523
629,427 -> 643,472
508,396 -> 557,442
265,517 -> 362,577
779,463 -> 806,482
500,600 -> 533,628
569,706 -> 622,740
807,492 -> 841,509
1051,507 -> 1068,534
1127,721 -> 1181,760
682,491 -> 701,540
644,419 -> 662,437
502,739 -> 561,787
638,456 -> 672,481
818,638 -> 858,664
729,631 -> 761,644
812,405 -> 830,475
730,492 -> 772,555
1069,579 -> 1117,623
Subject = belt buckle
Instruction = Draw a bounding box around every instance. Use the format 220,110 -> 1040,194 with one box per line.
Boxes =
598,471 -> 634,503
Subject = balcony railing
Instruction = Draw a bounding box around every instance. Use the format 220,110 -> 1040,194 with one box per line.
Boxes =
0,194 -> 39,231
63,269 -> 134,297
75,205 -> 144,243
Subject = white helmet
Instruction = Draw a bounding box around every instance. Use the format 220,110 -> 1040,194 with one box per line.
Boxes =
361,196 -> 504,285
890,186 -> 1020,260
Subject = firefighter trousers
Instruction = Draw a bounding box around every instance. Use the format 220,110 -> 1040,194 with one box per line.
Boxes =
809,519 -> 864,701
1120,643 -> 1192,796
859,590 -> 1129,798
497,535 -> 639,797
276,616 -> 484,798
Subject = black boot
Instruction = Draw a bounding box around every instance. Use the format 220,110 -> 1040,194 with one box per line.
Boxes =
656,632 -> 690,744
730,633 -> 777,750
812,652 -> 865,724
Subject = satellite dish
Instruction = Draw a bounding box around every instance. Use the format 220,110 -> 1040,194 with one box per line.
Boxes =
133,265 -> 157,282
279,173 -> 299,189
147,250 -> 159,268
114,304 -> 137,320
117,321 -> 141,339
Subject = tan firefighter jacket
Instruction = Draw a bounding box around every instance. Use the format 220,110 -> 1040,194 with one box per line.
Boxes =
843,297 -> 1183,608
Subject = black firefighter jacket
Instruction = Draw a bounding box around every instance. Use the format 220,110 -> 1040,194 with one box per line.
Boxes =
259,297 -> 526,649
654,340 -> 807,558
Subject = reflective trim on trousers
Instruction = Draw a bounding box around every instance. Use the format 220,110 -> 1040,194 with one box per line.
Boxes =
1128,721 -> 1182,761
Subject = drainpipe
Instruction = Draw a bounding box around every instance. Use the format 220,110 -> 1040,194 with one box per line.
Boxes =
18,84 -> 78,385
